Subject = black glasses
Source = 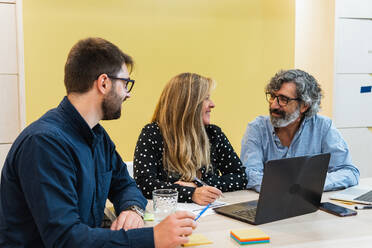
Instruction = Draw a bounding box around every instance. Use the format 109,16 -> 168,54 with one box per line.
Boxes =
265,92 -> 300,107
108,76 -> 135,93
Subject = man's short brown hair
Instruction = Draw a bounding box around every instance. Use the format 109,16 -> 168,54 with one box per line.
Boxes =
64,37 -> 133,94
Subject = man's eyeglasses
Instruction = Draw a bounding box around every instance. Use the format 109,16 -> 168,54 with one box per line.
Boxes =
265,92 -> 300,107
108,76 -> 135,93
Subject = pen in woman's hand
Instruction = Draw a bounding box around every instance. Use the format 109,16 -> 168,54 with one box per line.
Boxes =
193,177 -> 225,198
193,177 -> 208,186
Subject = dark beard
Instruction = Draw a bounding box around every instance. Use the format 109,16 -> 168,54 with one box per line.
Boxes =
101,90 -> 123,120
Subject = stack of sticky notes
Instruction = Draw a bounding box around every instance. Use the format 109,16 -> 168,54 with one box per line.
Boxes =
230,228 -> 270,245
182,234 -> 213,247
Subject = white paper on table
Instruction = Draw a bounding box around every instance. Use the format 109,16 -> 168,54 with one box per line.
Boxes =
176,200 -> 227,218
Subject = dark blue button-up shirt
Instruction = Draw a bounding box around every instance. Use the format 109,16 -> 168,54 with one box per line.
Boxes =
0,97 -> 154,247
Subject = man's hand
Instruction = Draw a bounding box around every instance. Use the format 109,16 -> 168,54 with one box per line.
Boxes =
154,211 -> 197,248
174,181 -> 197,188
110,210 -> 144,231
192,186 -> 222,205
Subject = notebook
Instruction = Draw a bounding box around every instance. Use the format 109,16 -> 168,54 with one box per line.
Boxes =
330,185 -> 372,205
214,153 -> 330,225
177,200 -> 226,216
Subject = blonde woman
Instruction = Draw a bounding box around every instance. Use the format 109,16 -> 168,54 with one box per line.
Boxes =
133,73 -> 247,205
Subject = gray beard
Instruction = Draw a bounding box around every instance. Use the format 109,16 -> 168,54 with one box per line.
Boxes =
270,107 -> 300,128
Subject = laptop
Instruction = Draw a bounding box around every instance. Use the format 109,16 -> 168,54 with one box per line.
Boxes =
214,153 -> 330,225
330,186 -> 372,205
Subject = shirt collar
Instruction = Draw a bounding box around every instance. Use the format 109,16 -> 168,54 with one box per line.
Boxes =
58,96 -> 103,147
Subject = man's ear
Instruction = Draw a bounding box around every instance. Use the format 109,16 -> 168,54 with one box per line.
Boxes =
96,74 -> 111,94
300,102 -> 310,114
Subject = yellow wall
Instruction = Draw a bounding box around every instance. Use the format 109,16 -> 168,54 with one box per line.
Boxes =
295,0 -> 335,117
23,0 -> 294,160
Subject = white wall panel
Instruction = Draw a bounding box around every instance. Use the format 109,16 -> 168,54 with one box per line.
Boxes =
0,3 -> 17,74
335,19 -> 372,73
332,2 -> 372,178
0,144 -> 11,174
336,0 -> 372,19
0,75 -> 20,143
333,74 -> 372,127
339,128 -> 372,178
0,1 -> 23,176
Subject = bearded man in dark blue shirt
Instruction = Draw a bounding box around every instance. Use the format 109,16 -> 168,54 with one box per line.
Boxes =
0,37 -> 196,248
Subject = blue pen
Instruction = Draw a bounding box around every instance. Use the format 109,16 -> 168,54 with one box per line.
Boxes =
194,203 -> 211,221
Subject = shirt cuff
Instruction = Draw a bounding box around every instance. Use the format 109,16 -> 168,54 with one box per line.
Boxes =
116,200 -> 147,216
253,185 -> 261,193
126,227 -> 154,248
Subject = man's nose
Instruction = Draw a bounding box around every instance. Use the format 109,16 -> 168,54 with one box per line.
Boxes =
270,97 -> 280,108
125,92 -> 131,100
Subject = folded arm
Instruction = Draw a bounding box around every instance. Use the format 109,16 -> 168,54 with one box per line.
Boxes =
203,126 -> 247,191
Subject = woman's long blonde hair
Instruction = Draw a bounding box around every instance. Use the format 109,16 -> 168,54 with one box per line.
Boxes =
152,73 -> 215,181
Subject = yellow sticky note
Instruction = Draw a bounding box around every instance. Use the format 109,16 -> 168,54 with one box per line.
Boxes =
144,212 -> 154,221
182,234 -> 213,247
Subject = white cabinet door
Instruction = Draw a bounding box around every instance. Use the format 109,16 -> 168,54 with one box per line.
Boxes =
0,144 -> 11,173
0,3 -> 17,74
339,127 -> 372,178
336,0 -> 372,19
335,19 -> 372,73
0,75 -> 20,143
333,74 -> 372,128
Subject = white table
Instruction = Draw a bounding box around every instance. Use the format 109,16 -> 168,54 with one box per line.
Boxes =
146,178 -> 372,248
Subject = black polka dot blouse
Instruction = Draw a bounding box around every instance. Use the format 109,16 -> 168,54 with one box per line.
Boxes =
133,122 -> 247,203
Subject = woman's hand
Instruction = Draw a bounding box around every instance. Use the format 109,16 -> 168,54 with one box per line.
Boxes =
174,181 -> 197,188
191,186 -> 222,205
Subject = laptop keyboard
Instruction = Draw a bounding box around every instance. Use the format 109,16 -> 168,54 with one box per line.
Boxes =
232,208 -> 257,221
355,190 -> 372,202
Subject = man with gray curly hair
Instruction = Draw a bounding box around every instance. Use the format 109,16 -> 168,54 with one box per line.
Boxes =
241,69 -> 360,192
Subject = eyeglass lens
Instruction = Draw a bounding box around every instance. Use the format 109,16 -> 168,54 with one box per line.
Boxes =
126,81 -> 133,92
266,93 -> 289,106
